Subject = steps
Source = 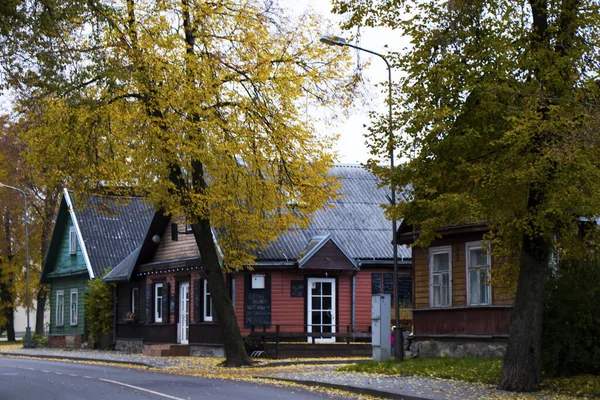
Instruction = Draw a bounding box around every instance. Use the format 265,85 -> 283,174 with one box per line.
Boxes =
143,344 -> 190,357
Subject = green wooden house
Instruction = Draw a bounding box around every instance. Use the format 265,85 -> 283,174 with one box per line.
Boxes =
40,189 -> 153,348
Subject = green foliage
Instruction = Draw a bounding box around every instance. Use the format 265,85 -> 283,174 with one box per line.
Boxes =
543,259 -> 600,377
31,333 -> 48,347
85,277 -> 114,343
339,358 -> 503,384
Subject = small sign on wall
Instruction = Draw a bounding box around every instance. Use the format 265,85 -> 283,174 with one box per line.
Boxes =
290,280 -> 304,297
251,274 -> 265,289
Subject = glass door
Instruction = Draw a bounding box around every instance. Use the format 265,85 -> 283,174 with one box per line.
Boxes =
307,278 -> 336,343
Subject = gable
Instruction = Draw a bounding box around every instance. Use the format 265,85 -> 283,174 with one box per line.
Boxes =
152,219 -> 200,263
41,197 -> 88,282
300,239 -> 356,270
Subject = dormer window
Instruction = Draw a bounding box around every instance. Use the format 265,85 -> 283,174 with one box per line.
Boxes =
69,227 -> 77,255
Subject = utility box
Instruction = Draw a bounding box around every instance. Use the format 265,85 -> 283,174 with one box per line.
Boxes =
372,294 -> 391,362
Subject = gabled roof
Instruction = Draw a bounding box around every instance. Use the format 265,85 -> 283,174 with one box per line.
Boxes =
41,190 -> 154,282
256,164 -> 411,264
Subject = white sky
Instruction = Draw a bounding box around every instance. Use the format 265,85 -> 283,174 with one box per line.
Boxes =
279,0 -> 408,164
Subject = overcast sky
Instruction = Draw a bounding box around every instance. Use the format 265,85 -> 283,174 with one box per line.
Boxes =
279,0 -> 408,164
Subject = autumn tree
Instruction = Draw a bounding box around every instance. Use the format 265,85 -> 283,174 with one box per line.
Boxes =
332,0 -> 600,392
8,1 -> 353,366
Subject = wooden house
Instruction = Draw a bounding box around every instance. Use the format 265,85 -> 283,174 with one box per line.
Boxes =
40,190 -> 153,348
396,222 -> 514,358
106,165 -> 413,357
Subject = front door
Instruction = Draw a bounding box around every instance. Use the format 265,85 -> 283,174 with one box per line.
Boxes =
307,278 -> 336,343
179,282 -> 189,345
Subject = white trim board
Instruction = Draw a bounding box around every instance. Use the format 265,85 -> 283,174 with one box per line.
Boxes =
63,188 -> 95,279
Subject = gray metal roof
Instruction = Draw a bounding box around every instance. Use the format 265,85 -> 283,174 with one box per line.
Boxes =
103,246 -> 141,282
73,195 -> 154,278
256,164 -> 411,262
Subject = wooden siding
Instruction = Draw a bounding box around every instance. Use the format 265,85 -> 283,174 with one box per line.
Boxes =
236,269 -> 369,336
152,220 -> 200,262
49,277 -> 88,336
54,217 -> 87,274
302,241 -> 355,270
412,307 -> 511,336
412,231 -> 515,309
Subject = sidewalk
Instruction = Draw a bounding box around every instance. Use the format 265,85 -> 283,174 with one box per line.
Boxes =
1,348 -> 559,399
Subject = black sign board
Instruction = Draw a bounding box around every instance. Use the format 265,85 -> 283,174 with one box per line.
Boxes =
384,273 -> 394,294
244,274 -> 271,328
371,273 -> 383,294
290,280 -> 304,298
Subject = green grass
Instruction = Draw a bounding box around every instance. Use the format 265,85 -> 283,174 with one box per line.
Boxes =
339,357 -> 503,384
339,358 -> 600,398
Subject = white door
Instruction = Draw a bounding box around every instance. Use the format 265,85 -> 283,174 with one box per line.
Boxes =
179,282 -> 190,345
307,278 -> 336,343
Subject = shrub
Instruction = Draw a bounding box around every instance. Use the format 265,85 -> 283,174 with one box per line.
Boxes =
543,259 -> 600,376
85,277 -> 115,345
31,333 -> 48,347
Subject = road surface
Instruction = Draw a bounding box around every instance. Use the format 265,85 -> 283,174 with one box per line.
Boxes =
0,357 -> 351,400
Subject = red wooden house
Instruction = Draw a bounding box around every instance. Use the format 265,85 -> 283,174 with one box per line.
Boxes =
396,221 -> 514,358
106,165 -> 412,357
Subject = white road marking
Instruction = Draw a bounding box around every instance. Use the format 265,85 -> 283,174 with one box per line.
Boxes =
99,378 -> 187,400
55,372 -> 63,375
69,374 -> 78,377
83,376 -> 93,379
41,370 -> 50,373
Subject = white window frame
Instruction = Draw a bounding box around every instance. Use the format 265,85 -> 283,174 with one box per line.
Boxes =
154,283 -> 163,323
251,274 -> 265,289
203,279 -> 213,322
429,245 -> 452,308
69,227 -> 77,255
131,287 -> 138,314
70,289 -> 78,326
56,290 -> 64,327
466,241 -> 492,306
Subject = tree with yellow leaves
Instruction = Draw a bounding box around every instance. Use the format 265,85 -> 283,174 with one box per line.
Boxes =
8,1 -> 353,366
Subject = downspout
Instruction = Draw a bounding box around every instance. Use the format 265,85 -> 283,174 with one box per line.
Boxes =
351,270 -> 356,330
112,285 -> 117,347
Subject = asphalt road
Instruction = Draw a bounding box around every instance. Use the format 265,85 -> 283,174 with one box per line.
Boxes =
0,357 -> 349,400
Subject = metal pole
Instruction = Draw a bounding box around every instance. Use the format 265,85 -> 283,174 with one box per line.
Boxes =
325,40 -> 404,361
0,183 -> 32,348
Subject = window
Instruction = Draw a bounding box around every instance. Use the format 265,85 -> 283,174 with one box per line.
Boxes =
56,290 -> 64,327
154,283 -> 163,323
131,287 -> 138,315
203,280 -> 213,322
70,289 -> 78,326
69,227 -> 77,255
467,242 -> 491,306
430,246 -> 451,307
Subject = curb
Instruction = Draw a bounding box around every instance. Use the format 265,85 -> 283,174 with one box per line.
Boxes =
0,352 -> 155,368
254,359 -> 364,368
256,376 -> 431,400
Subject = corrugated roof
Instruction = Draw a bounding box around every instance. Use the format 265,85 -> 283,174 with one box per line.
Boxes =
256,164 -> 411,262
73,195 -> 154,278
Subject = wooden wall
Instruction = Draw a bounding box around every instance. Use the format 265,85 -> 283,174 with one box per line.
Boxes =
302,241 -> 356,270
49,276 -> 88,337
413,231 -> 514,310
152,220 -> 200,262
413,306 -> 511,336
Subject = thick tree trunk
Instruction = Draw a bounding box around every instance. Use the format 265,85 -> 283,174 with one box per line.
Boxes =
35,289 -> 47,335
190,219 -> 252,367
499,229 -> 549,391
35,189 -> 58,335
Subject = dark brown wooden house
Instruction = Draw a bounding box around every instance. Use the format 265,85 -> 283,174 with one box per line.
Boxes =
106,165 -> 412,357
397,222 -> 514,358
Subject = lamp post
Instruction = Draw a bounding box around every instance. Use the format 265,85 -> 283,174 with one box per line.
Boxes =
320,34 -> 403,361
0,183 -> 33,348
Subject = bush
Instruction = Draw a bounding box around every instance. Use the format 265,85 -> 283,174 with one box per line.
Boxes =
85,277 -> 115,345
543,259 -> 600,376
31,333 -> 48,347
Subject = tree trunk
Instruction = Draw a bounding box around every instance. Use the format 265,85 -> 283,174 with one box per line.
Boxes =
3,299 -> 15,342
35,189 -> 58,335
35,289 -> 47,335
499,230 -> 549,391
190,219 -> 252,367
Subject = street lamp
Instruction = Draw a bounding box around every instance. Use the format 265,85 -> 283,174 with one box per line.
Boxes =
0,183 -> 33,348
320,34 -> 403,361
